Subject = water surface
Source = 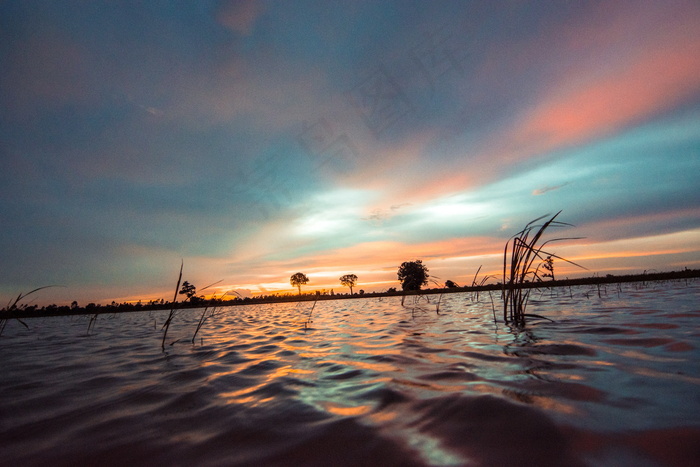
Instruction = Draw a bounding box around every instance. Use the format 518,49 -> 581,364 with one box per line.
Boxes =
2,280 -> 699,466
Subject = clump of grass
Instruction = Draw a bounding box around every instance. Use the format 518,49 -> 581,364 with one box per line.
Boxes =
502,211 -> 585,326
1,286 -> 57,336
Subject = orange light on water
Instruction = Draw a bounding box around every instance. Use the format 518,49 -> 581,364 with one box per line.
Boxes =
324,404 -> 372,417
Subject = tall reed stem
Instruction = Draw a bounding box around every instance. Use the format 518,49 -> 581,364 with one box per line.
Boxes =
162,261 -> 183,351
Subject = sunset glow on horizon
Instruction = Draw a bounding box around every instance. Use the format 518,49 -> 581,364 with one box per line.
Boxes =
1,1 -> 699,306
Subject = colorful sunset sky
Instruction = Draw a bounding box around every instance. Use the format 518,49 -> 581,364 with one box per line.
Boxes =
2,1 -> 699,305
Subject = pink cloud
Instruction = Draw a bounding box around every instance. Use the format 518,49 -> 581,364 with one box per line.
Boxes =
242,236 -> 504,283
521,2 -> 700,144
518,44 -> 700,148
465,1 -> 700,171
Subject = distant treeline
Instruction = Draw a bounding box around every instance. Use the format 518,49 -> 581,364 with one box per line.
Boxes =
2,268 -> 699,319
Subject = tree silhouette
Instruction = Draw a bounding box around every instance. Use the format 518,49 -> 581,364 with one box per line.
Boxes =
339,274 -> 358,294
445,280 -> 458,288
542,255 -> 555,281
290,272 -> 309,295
397,260 -> 429,291
179,281 -> 197,300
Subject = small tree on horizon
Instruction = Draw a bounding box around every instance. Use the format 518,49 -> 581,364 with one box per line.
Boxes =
445,280 -> 458,288
542,255 -> 555,281
290,272 -> 309,295
339,274 -> 358,294
179,281 -> 197,300
397,260 -> 429,291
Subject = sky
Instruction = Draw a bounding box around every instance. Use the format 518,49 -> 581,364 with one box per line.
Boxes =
1,0 -> 699,306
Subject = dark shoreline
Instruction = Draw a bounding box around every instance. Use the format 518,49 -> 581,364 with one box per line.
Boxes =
2,269 -> 699,320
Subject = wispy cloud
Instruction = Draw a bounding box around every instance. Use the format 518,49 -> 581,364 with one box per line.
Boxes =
532,183 -> 570,196
361,203 -> 411,224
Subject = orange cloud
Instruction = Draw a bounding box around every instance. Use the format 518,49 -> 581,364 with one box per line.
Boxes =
574,208 -> 700,243
573,248 -> 696,262
229,217 -> 700,295
99,223 -> 700,303
221,235 -> 507,295
549,226 -> 700,275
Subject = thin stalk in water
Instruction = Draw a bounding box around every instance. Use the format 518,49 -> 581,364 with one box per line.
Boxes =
162,261 -> 183,351
192,290 -> 237,343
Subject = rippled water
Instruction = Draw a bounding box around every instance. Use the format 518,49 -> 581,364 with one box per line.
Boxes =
2,280 -> 699,466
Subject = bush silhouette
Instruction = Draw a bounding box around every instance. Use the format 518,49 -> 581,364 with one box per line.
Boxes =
397,260 -> 429,291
